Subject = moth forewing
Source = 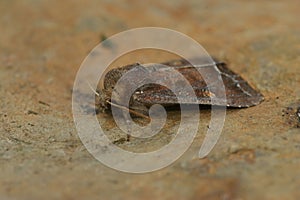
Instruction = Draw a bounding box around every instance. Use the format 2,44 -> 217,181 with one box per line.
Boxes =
96,59 -> 264,114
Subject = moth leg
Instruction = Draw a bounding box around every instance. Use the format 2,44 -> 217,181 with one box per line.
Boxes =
107,101 -> 150,142
122,109 -> 132,142
122,101 -> 150,141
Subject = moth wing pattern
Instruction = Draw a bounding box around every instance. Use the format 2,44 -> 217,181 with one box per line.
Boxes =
131,59 -> 264,107
103,59 -> 264,108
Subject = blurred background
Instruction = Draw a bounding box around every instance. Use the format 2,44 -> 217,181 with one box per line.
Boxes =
0,0 -> 299,199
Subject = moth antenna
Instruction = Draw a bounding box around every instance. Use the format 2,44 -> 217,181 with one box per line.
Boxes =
87,81 -> 100,96
195,61 -> 225,67
107,101 -> 151,120
214,61 -> 226,65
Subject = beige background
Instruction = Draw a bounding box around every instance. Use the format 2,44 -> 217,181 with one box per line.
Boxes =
0,0 -> 299,199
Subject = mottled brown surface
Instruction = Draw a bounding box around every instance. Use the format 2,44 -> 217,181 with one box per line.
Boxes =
103,60 -> 263,107
0,0 -> 300,200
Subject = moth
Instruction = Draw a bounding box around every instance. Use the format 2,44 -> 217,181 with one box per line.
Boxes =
95,59 -> 264,117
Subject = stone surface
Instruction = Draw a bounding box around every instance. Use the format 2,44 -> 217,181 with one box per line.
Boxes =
0,0 -> 299,199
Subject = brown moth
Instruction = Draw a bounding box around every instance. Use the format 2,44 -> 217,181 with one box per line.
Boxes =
95,59 -> 264,116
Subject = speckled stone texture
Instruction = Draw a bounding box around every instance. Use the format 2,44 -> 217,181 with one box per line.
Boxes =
0,1 -> 299,199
